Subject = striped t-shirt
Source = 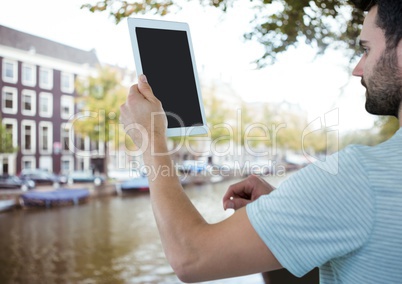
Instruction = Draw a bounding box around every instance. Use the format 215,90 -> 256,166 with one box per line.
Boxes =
247,128 -> 402,283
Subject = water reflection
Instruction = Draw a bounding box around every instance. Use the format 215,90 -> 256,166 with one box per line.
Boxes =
0,176 -> 286,283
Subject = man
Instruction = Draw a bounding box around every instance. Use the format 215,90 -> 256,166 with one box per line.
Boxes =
120,0 -> 402,283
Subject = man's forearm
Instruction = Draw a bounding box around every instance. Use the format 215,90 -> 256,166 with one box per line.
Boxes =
142,139 -> 208,273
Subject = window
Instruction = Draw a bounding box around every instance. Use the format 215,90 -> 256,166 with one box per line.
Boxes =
39,92 -> 53,117
22,63 -> 36,86
39,67 -> 53,90
21,90 -> 36,116
21,120 -> 36,154
24,125 -> 32,150
60,95 -> 74,119
39,121 -> 53,154
76,134 -> 87,151
22,156 -> 35,170
1,87 -> 18,114
39,156 -> 52,172
2,59 -> 18,83
1,157 -> 9,175
61,156 -> 74,174
61,123 -> 73,153
61,72 -> 74,93
92,139 -> 100,151
2,118 -> 18,148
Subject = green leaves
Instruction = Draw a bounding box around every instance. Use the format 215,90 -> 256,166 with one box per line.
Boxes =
74,66 -> 127,144
81,0 -> 365,66
81,0 -> 175,24
245,0 -> 363,67
0,118 -> 17,154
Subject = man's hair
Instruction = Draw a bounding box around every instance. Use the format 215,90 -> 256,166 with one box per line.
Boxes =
351,0 -> 402,49
351,0 -> 377,11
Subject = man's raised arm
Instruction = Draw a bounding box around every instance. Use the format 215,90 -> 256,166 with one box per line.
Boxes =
119,75 -> 282,282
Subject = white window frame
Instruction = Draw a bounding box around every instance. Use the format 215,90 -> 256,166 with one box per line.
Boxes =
39,121 -> 53,154
21,89 -> 36,116
61,123 -> 74,153
2,86 -> 18,114
39,67 -> 53,90
76,156 -> 91,171
60,95 -> 74,119
1,154 -> 17,175
2,59 -> 18,84
75,133 -> 90,152
21,156 -> 36,170
21,120 -> 36,155
39,156 -> 53,172
22,63 -> 36,87
61,72 -> 74,94
61,156 -> 74,174
2,118 -> 18,148
39,92 -> 53,118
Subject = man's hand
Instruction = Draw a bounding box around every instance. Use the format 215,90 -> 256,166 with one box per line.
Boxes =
120,74 -> 167,149
223,175 -> 275,210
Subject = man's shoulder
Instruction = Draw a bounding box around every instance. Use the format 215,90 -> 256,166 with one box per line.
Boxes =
342,128 -> 402,164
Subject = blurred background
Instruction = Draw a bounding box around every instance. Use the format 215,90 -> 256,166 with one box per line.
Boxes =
0,0 -> 399,283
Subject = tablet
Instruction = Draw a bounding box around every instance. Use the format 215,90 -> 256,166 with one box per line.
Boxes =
127,18 -> 208,137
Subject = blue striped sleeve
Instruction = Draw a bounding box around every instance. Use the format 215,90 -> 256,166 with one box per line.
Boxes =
246,146 -> 375,277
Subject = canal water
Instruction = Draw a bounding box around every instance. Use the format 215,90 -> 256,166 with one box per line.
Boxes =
0,175 -> 287,284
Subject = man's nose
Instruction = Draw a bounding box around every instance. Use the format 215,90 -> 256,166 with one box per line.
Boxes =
352,57 -> 364,77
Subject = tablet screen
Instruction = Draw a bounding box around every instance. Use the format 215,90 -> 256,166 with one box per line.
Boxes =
135,27 -> 203,129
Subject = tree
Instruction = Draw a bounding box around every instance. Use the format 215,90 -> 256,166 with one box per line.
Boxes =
81,0 -> 395,144
375,116 -> 400,142
233,102 -> 254,147
74,66 -> 128,175
203,85 -> 232,144
81,0 -> 364,67
0,118 -> 17,154
339,128 -> 379,148
168,85 -> 235,161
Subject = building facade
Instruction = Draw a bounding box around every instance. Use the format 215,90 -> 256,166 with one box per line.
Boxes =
0,25 -> 101,175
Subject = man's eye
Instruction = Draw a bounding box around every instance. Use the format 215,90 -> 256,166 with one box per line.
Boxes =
363,47 -> 369,55
356,47 -> 369,57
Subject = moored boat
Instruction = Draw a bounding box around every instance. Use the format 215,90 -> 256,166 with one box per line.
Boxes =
0,199 -> 17,212
118,176 -> 149,193
20,188 -> 90,208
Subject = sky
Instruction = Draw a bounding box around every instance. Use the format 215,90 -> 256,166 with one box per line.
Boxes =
0,0 -> 375,132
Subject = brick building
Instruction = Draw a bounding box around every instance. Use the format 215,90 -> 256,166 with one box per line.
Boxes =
0,25 -> 101,175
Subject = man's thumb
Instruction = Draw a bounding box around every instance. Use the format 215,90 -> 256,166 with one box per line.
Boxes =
139,74 -> 148,84
138,74 -> 154,99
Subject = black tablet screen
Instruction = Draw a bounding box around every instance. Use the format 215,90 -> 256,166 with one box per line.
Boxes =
135,27 -> 203,128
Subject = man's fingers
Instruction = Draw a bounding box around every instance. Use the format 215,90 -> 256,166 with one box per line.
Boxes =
223,198 -> 250,211
127,75 -> 157,102
128,84 -> 139,97
223,180 -> 248,200
138,74 -> 157,101
222,178 -> 254,202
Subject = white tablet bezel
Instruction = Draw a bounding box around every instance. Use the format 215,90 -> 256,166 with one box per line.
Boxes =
127,17 -> 208,137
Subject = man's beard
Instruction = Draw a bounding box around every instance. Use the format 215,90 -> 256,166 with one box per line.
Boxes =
364,48 -> 402,117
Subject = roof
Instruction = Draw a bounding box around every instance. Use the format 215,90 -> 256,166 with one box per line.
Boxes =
0,25 -> 99,67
